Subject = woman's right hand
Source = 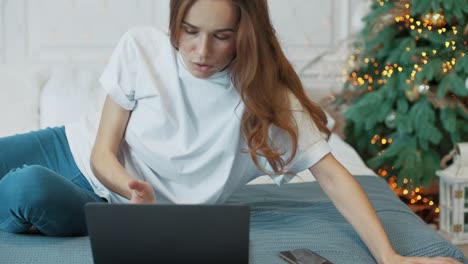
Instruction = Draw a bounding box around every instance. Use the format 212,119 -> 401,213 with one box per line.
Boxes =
128,179 -> 157,204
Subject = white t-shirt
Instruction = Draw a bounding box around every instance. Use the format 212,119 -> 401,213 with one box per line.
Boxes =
65,26 -> 330,204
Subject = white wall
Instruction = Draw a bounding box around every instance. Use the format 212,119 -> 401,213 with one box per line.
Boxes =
0,0 -> 369,93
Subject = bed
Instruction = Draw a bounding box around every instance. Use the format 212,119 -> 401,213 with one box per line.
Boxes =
0,65 -> 465,263
0,175 -> 465,263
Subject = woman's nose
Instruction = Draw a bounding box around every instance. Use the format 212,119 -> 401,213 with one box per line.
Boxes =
196,36 -> 210,58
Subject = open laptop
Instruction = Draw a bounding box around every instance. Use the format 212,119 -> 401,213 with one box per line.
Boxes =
85,203 -> 250,264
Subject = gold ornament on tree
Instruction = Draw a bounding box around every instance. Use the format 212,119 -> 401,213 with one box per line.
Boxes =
405,83 -> 430,102
422,11 -> 447,27
405,84 -> 421,102
370,0 -> 410,37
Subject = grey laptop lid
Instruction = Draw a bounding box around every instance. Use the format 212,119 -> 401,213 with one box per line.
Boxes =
85,203 -> 250,264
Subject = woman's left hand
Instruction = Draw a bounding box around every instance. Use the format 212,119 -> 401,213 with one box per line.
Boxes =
381,253 -> 463,264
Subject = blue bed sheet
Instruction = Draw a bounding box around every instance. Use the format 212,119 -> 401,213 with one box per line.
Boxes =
227,176 -> 465,263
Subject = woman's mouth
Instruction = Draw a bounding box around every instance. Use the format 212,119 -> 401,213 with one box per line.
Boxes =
193,62 -> 213,72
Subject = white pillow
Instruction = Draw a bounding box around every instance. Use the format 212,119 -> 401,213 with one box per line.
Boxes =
39,66 -> 106,128
0,65 -> 42,137
247,133 -> 377,185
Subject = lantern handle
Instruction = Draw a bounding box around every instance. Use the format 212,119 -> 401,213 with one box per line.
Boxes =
440,148 -> 457,169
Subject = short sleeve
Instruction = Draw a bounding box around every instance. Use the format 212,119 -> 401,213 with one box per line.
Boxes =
267,95 -> 331,186
99,31 -> 138,110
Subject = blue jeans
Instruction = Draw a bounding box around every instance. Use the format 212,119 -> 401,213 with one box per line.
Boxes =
0,127 -> 106,237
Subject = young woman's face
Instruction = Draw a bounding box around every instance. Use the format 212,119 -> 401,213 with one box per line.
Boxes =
178,0 -> 238,79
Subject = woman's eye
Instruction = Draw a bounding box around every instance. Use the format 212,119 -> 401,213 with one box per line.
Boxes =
214,34 -> 230,40
184,28 -> 198,35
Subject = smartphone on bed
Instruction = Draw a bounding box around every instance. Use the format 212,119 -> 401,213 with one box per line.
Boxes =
279,248 -> 333,264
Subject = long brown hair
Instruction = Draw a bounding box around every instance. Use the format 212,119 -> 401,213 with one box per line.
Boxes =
169,0 -> 330,175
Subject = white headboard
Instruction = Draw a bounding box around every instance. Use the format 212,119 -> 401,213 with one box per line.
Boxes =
0,0 -> 369,92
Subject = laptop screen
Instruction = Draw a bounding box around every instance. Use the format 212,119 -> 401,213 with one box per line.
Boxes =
85,203 -> 250,264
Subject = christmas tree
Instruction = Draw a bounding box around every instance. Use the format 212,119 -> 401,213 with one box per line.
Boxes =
339,0 -> 468,191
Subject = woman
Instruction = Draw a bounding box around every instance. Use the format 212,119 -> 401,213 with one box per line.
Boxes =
0,0 -> 461,263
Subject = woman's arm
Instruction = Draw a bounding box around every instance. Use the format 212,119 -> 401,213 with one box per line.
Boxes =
310,153 -> 461,264
90,95 -> 155,203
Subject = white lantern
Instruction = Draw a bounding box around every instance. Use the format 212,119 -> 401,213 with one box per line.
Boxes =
437,143 -> 468,244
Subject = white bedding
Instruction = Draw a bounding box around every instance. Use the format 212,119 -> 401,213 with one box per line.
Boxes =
247,133 -> 377,184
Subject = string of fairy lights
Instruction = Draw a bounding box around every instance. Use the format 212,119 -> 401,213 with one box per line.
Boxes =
346,0 -> 467,219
